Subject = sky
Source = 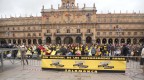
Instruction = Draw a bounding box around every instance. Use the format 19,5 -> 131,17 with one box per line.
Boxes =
0,0 -> 144,18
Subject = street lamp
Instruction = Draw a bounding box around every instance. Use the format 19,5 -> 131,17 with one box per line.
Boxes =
114,25 -> 122,44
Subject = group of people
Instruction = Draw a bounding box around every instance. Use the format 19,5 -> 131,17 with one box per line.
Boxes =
18,43 -> 144,65
17,43 -> 143,57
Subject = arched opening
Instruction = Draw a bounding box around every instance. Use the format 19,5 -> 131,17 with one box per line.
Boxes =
8,39 -> 11,43
38,39 -> 42,44
102,38 -> 107,44
133,38 -> 137,44
108,38 -> 113,44
96,38 -> 101,44
33,39 -> 37,44
127,38 -> 131,44
115,38 -> 119,44
139,38 -> 144,44
28,39 -> 31,45
56,37 -> 61,44
18,39 -> 21,45
64,37 -> 73,44
46,37 -> 51,44
86,36 -> 92,43
0,39 -> 6,44
13,39 -> 16,44
121,38 -> 125,43
23,39 -> 26,44
76,36 -> 81,44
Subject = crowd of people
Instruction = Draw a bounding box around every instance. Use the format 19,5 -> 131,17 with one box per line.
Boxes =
17,43 -> 143,57
1,42 -> 144,65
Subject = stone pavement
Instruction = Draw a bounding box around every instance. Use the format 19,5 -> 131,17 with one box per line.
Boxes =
0,60 -> 144,80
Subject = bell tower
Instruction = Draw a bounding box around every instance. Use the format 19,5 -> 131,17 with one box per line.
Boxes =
61,0 -> 75,9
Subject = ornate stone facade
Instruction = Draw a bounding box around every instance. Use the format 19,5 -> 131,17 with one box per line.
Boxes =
0,0 -> 144,45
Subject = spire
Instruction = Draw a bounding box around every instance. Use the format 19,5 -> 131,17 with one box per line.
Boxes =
51,4 -> 53,9
139,10 -> 140,14
93,3 -> 96,8
58,4 -> 60,9
84,3 -> 86,8
1,15 -> 2,18
42,5 -> 44,10
114,10 -> 115,14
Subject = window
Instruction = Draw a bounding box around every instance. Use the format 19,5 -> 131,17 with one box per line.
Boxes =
47,30 -> 50,33
57,29 -> 60,33
33,33 -> 36,36
28,27 -> 30,30
18,27 -> 20,30
13,33 -> 15,37
13,27 -> 15,30
67,29 -> 70,33
128,32 -> 131,35
110,19 -> 112,22
77,29 -> 80,33
39,33 -> 41,36
8,27 -> 9,30
97,32 -> 100,35
140,32 -> 143,35
104,19 -> 106,22
28,33 -> 31,36
103,32 -> 106,35
122,32 -> 124,35
134,32 -> 137,35
109,32 -> 112,35
87,29 -> 90,33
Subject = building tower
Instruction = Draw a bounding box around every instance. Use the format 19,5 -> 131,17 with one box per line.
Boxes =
61,0 -> 76,9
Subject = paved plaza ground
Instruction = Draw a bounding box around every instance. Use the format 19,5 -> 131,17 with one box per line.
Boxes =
0,60 -> 144,80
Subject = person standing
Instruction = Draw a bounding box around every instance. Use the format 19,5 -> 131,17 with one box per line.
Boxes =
140,45 -> 144,66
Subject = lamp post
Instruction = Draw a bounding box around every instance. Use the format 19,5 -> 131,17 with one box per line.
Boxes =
115,25 -> 122,45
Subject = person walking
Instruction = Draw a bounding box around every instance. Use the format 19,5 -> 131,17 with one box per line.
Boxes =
20,44 -> 28,65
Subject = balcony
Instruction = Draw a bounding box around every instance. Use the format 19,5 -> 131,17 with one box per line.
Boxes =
55,33 -> 82,36
44,33 -> 52,36
85,33 -> 93,36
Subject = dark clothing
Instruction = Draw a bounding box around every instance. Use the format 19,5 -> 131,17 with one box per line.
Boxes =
122,46 -> 129,56
60,47 -> 67,55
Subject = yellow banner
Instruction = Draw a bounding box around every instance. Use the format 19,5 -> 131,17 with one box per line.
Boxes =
41,56 -> 126,71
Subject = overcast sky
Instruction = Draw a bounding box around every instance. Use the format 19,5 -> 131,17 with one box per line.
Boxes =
0,0 -> 144,18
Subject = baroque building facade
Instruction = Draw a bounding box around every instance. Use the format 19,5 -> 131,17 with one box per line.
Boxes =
0,0 -> 144,45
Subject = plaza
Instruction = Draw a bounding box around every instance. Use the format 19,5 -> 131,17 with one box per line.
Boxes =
0,0 -> 144,80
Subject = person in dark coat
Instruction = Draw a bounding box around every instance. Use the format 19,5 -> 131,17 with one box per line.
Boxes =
122,44 -> 130,62
60,46 -> 67,55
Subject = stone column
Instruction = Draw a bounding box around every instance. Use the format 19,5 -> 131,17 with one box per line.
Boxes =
5,39 -> 8,44
112,38 -> 115,45
31,39 -> 33,45
11,39 -> 13,44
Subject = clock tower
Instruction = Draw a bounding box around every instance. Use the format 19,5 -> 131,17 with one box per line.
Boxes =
61,0 -> 76,9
